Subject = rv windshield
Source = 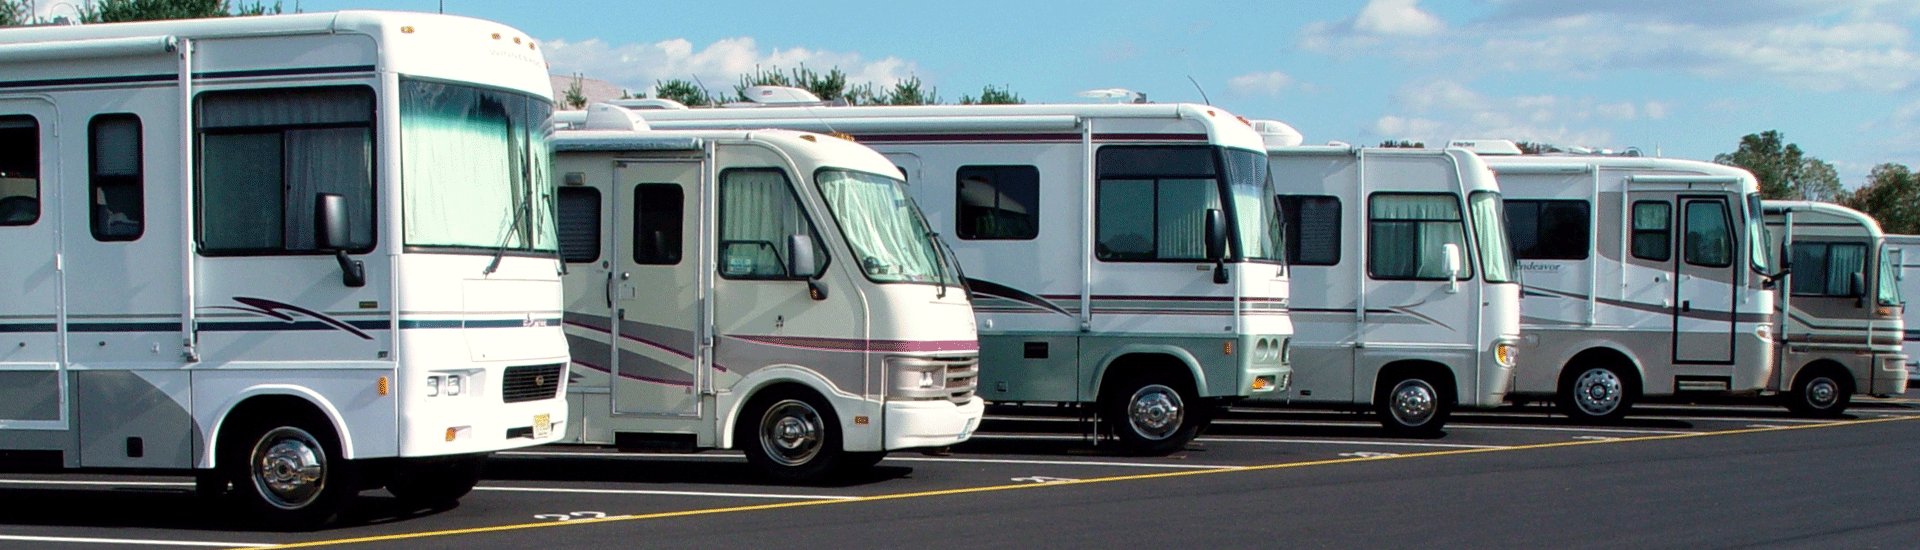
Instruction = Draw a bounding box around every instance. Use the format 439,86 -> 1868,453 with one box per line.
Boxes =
1468,191 -> 1515,283
1880,245 -> 1903,307
399,79 -> 558,253
1224,148 -> 1281,263
1746,193 -> 1773,274
816,169 -> 958,286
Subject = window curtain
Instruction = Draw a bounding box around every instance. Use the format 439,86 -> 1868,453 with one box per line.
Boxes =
1825,244 -> 1866,296
817,171 -> 939,283
1469,192 -> 1512,283
284,127 -> 373,250
720,170 -> 814,277
1157,178 -> 1217,260
1370,194 -> 1466,279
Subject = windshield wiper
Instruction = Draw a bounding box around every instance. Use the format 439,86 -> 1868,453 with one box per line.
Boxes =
484,192 -> 532,276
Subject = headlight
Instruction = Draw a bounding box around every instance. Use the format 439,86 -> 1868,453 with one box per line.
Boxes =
425,375 -> 441,397
1494,343 -> 1518,368
888,357 -> 949,399
445,374 -> 464,396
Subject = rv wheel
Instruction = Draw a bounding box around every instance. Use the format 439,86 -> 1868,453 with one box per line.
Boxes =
386,454 -> 486,508
1104,373 -> 1199,456
224,416 -> 360,529
1377,375 -> 1450,435
740,388 -> 859,483
1558,364 -> 1634,422
1786,369 -> 1851,417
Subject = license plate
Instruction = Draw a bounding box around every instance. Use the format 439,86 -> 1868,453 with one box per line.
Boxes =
532,414 -> 552,438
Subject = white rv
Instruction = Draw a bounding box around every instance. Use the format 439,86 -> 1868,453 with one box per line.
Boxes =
1463,143 -> 1777,421
0,12 -> 569,527
1888,234 -> 1920,381
629,97 -> 1293,454
549,105 -> 983,482
1763,201 -> 1907,414
1255,134 -> 1520,433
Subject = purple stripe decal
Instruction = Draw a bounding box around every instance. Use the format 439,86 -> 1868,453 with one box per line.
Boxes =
727,334 -> 978,353
565,319 -> 698,361
569,358 -> 695,388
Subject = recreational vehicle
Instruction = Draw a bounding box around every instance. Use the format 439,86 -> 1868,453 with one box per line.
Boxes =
1763,201 -> 1906,414
1888,234 -> 1920,381
549,105 -> 983,481
1255,132 -> 1520,433
0,12 -> 569,526
1462,143 -> 1777,421
629,95 -> 1293,454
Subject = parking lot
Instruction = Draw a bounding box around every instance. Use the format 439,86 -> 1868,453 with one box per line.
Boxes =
4,394 -> 1919,549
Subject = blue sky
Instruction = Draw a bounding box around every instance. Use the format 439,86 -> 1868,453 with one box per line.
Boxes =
63,0 -> 1920,185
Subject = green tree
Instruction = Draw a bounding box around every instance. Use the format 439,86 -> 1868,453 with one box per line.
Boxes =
1840,163 -> 1920,234
563,73 -> 589,110
958,84 -> 1023,105
1713,130 -> 1843,201
870,76 -> 938,106
80,0 -> 279,23
2,0 -> 27,26
652,79 -> 718,107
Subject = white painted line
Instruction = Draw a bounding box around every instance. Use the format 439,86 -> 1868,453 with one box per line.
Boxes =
0,479 -> 191,488
497,450 -> 744,459
0,534 -> 271,548
880,456 -> 1239,470
1213,418 -> 1693,435
474,486 -> 858,501
1195,437 -> 1506,449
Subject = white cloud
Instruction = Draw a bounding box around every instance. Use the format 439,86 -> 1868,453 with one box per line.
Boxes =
1300,2 -> 1920,93
1228,71 -> 1295,97
1372,79 -> 1645,147
541,37 -> 922,98
1299,0 -> 1445,54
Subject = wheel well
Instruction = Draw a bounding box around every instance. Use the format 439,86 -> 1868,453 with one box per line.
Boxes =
733,382 -> 832,433
1794,360 -> 1856,393
1097,353 -> 1195,401
214,395 -> 334,469
1562,347 -> 1641,391
1374,360 -> 1457,405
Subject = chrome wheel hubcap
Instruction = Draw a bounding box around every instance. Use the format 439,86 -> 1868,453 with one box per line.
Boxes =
1806,377 -> 1839,409
1126,384 -> 1184,440
1389,379 -> 1437,427
1572,368 -> 1623,416
760,399 -> 825,467
251,426 -> 326,510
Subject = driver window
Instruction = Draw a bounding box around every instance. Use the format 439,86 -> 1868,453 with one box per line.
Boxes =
717,168 -> 824,279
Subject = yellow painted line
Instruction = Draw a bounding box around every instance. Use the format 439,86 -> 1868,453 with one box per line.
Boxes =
244,415 -> 1917,550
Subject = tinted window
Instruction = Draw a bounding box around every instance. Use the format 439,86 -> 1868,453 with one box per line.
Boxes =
556,186 -> 600,263
1684,199 -> 1733,267
1631,201 -> 1671,262
1505,199 -> 1588,260
0,116 -> 39,226
956,165 -> 1039,240
1790,242 -> 1867,297
1095,146 -> 1221,262
198,87 -> 374,255
633,183 -> 683,266
91,114 -> 144,241
1278,195 -> 1340,265
717,169 -> 821,278
1369,193 -> 1469,280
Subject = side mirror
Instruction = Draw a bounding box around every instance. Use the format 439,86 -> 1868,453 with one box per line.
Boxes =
315,193 -> 365,288
1441,243 -> 1462,294
788,234 -> 828,300
1203,208 -> 1228,261
1850,271 -> 1867,306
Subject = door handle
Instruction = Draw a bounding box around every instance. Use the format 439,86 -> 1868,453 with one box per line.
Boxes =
1681,300 -> 1691,312
604,270 -> 616,309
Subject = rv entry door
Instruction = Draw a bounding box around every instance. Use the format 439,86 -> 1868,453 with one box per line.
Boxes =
1674,196 -> 1738,363
610,160 -> 705,417
0,100 -> 65,430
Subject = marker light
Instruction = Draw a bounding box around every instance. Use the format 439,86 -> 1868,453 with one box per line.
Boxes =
377,376 -> 388,396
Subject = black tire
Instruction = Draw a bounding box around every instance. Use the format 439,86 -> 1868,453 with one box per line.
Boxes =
1786,368 -> 1852,417
221,413 -> 360,530
738,388 -> 865,483
386,454 -> 485,508
1377,373 -> 1451,435
1102,373 -> 1200,456
1557,362 -> 1635,422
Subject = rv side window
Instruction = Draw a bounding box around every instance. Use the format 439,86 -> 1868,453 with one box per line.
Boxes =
955,165 -> 1039,240
1368,193 -> 1469,280
1789,242 -> 1867,297
1631,201 -> 1671,261
1095,146 -> 1222,262
1683,200 -> 1733,268
0,116 -> 38,226
1505,199 -> 1588,260
90,114 -> 143,241
556,187 -> 601,263
633,183 -> 684,265
198,86 -> 375,255
717,168 -> 823,279
1277,195 -> 1340,265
